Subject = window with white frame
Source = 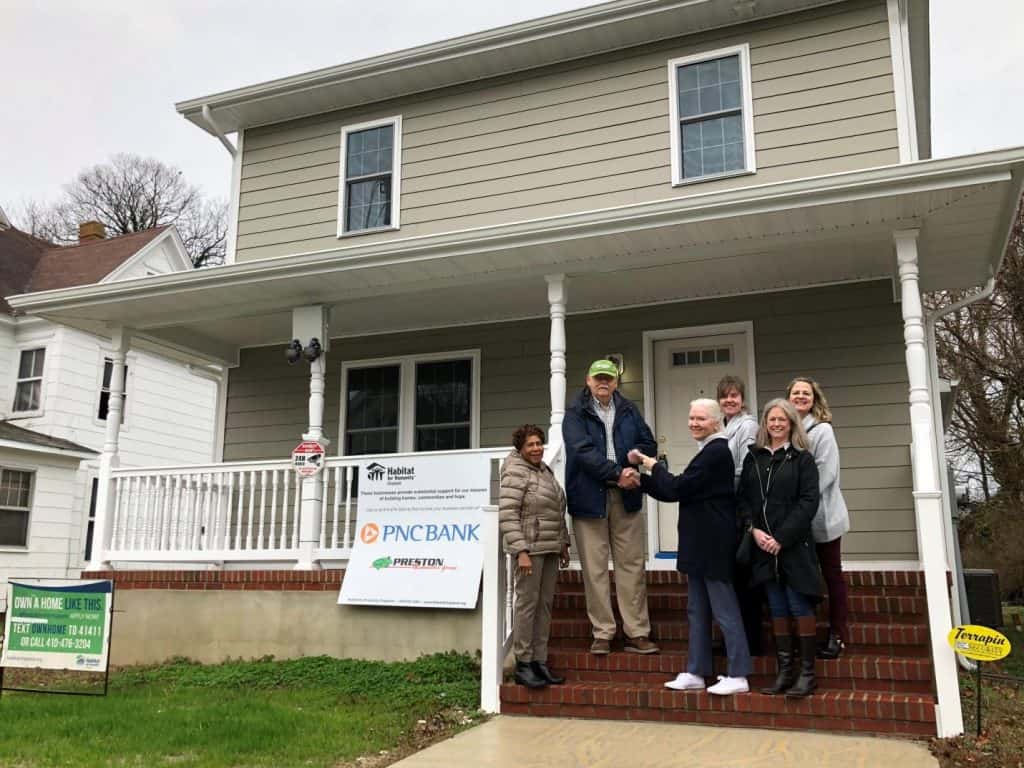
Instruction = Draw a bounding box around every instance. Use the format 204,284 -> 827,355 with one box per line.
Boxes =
668,44 -> 755,185
341,352 -> 477,455
0,468 -> 33,547
97,358 -> 127,422
338,117 -> 402,235
12,348 -> 45,412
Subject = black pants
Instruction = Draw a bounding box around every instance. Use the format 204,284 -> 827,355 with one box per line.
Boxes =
733,565 -> 765,655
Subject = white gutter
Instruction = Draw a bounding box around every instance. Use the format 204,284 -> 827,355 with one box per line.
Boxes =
200,105 -> 236,157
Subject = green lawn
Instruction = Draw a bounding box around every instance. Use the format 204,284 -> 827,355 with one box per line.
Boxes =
0,653 -> 482,768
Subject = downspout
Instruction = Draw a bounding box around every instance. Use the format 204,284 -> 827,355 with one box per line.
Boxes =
200,104 -> 237,157
925,275 -> 995,671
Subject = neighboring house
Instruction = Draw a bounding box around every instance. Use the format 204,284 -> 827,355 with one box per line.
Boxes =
8,0 -> 1024,737
0,221 -> 223,609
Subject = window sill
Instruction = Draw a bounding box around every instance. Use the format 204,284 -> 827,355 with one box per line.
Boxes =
337,224 -> 400,239
6,410 -> 44,420
672,168 -> 755,188
0,546 -> 30,553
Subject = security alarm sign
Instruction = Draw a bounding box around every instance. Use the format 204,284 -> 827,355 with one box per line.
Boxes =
292,441 -> 326,477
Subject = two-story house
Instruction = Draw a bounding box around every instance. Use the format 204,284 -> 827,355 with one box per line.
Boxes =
8,0 -> 1023,737
0,220 -> 223,609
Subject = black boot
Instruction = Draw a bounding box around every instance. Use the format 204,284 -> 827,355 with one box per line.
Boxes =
514,661 -> 548,689
761,635 -> 795,695
817,631 -> 845,660
786,635 -> 818,698
531,661 -> 565,685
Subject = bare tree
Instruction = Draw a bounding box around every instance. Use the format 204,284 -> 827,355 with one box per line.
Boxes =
14,154 -> 227,267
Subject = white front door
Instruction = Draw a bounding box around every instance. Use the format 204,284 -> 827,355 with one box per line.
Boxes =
650,331 -> 752,554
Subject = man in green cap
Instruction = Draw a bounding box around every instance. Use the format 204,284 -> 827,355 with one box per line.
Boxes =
562,358 -> 659,655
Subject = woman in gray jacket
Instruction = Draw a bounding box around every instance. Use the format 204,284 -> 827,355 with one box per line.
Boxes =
787,377 -> 851,659
499,424 -> 570,688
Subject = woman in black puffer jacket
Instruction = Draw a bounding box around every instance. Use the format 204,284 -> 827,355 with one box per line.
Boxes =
737,398 -> 820,698
499,424 -> 569,689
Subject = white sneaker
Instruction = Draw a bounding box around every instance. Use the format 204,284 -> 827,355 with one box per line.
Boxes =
664,672 -> 706,691
707,676 -> 749,696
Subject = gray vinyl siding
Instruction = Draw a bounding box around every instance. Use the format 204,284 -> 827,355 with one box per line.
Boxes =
223,280 -> 916,560
235,0 -> 899,262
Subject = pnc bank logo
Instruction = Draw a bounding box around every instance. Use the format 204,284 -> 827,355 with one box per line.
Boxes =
365,462 -> 386,481
360,523 -> 380,544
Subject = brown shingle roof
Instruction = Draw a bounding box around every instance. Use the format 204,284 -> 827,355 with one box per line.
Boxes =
26,226 -> 170,294
0,228 -> 52,314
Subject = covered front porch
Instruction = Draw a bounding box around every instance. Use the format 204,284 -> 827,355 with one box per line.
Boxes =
10,147 -> 1024,737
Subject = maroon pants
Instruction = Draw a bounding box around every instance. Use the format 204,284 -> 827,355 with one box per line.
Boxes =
816,537 -> 848,641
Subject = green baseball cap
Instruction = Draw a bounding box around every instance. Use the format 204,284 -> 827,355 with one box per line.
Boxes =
587,359 -> 619,379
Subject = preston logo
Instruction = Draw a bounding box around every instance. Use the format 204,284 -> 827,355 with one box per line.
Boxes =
360,523 -> 380,544
366,462 -> 386,481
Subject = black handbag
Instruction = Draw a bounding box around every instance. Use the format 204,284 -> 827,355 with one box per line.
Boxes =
736,528 -> 755,566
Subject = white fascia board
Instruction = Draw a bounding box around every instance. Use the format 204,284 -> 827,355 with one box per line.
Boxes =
0,439 -> 96,461
8,147 -> 1024,318
101,228 -> 192,283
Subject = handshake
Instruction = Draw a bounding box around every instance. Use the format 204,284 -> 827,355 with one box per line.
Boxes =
617,448 -> 654,490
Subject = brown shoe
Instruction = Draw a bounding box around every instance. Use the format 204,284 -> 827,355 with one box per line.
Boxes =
624,636 -> 659,655
590,638 -> 612,655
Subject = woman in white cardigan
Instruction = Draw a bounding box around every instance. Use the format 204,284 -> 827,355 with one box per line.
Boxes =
787,377 -> 850,659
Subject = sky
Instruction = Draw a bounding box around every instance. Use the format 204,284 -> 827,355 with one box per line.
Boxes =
1,0 -> 1022,216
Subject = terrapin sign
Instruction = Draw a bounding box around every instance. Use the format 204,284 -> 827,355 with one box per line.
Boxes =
1,579 -> 114,671
339,453 -> 490,609
947,624 -> 1012,662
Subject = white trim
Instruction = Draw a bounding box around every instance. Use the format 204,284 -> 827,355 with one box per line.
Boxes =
641,320 -> 757,559
667,43 -> 756,186
841,560 -> 922,571
11,147 -> 1023,318
224,129 -> 244,266
0,439 -> 95,460
338,349 -> 480,456
100,227 -> 193,283
336,115 -> 402,238
886,0 -> 919,163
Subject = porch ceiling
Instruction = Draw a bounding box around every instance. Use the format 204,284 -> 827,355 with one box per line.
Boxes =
8,149 -> 1023,364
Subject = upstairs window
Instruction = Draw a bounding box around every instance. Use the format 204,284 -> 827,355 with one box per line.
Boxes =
668,45 -> 755,185
0,468 -> 33,547
13,348 -> 45,412
338,117 -> 402,236
97,358 -> 128,422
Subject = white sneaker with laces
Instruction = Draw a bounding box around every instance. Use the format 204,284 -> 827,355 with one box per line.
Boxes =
664,672 -> 706,691
707,676 -> 749,696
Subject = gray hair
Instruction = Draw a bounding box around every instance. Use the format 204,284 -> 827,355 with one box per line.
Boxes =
690,398 -> 723,427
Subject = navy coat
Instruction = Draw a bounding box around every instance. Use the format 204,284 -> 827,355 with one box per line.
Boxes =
563,388 -> 656,518
640,435 -> 737,582
736,445 -> 822,599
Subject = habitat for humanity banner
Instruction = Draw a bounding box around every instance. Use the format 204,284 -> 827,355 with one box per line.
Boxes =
1,579 -> 114,671
339,453 -> 490,609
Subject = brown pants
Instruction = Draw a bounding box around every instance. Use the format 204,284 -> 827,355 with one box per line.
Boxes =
573,488 -> 651,641
512,552 -> 560,662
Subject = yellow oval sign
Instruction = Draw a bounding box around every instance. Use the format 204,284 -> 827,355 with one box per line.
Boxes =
948,624 -> 1012,662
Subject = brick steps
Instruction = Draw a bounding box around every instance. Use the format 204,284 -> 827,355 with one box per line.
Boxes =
545,649 -> 934,694
499,682 -> 937,736
500,569 -> 937,737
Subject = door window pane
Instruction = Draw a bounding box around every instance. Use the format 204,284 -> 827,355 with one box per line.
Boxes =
345,365 -> 400,455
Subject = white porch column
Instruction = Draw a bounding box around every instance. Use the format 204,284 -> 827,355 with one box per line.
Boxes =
293,306 -> 330,570
545,274 -> 568,445
894,229 -> 964,737
86,327 -> 130,572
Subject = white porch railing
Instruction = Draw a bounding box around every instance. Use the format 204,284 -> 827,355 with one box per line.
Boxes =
103,447 -> 513,565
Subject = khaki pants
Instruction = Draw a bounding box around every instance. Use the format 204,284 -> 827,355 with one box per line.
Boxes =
512,552 -> 560,663
573,488 -> 651,641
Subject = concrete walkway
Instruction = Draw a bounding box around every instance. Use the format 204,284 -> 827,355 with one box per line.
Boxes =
392,716 -> 939,768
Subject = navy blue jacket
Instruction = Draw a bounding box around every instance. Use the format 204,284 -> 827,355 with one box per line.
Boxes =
563,388 -> 657,518
640,435 -> 737,581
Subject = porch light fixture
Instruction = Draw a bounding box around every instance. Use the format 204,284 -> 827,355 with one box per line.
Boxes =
285,339 -> 303,364
302,338 -> 323,363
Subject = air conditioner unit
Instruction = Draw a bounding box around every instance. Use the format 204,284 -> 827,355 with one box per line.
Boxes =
963,569 -> 1003,629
